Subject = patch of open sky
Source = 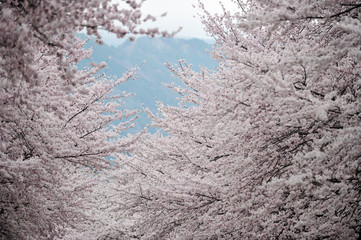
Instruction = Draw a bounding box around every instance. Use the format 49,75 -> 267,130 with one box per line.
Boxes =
77,34 -> 218,135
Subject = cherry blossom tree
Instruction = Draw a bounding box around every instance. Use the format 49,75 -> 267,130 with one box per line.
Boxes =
0,0 -> 171,88
103,0 -> 361,239
0,0 -> 169,239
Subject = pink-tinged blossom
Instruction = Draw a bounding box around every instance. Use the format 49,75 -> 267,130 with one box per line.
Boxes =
0,0 -> 168,239
97,0 -> 361,239
0,39 -> 143,239
0,0 -> 172,88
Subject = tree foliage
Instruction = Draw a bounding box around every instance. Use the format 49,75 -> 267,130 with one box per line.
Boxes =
104,0 -> 361,239
0,0 -> 167,239
0,0 -> 169,88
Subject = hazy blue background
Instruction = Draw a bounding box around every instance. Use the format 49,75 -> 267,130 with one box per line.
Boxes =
79,36 -> 217,133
